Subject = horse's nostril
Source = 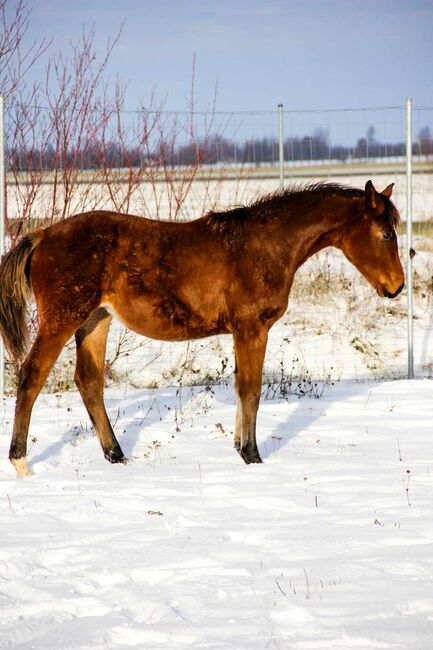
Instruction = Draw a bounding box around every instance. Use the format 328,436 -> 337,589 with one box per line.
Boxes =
385,283 -> 404,299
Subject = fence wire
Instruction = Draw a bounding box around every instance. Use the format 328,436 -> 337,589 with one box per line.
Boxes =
1,103 -> 433,394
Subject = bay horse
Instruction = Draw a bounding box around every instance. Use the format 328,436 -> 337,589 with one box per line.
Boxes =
0,180 -> 404,477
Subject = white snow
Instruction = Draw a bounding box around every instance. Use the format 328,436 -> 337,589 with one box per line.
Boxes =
6,170 -> 433,222
1,182 -> 433,648
1,376 -> 433,649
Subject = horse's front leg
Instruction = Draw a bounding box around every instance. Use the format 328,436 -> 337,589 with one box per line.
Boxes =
233,328 -> 268,464
74,308 -> 127,464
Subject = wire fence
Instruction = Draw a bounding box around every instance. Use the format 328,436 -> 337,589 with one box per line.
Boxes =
171,105 -> 433,166
1,101 -> 433,395
5,102 -> 433,219
5,103 -> 433,170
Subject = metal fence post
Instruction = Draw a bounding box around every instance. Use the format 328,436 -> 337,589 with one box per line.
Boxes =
406,97 -> 414,379
278,103 -> 284,190
0,95 -> 5,396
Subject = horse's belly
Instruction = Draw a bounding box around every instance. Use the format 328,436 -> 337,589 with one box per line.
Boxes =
103,293 -> 229,341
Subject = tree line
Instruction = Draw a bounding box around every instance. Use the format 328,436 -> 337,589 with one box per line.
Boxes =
8,126 -> 433,171
174,127 -> 433,166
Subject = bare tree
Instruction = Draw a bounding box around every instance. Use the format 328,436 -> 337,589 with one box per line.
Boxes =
44,25 -> 123,221
6,22 -> 248,234
0,0 -> 51,237
0,0 -> 50,97
6,25 -> 125,232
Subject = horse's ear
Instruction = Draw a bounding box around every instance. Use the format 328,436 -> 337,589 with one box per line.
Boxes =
365,180 -> 378,210
381,183 -> 394,198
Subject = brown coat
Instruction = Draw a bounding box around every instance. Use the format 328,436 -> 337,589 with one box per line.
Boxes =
0,181 -> 404,476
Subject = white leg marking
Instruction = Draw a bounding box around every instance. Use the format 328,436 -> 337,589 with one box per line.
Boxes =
11,457 -> 33,478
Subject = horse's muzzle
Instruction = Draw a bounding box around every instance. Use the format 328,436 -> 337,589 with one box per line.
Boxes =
381,283 -> 404,299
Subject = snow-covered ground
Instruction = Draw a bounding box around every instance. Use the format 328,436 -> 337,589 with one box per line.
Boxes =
1,378 -> 433,649
1,176 -> 433,648
1,244 -> 433,648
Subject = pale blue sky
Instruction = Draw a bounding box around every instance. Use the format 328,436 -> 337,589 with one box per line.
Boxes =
25,0 -> 433,113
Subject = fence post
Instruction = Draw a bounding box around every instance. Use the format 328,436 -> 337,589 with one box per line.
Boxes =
406,97 -> 414,379
278,103 -> 284,190
0,95 -> 5,396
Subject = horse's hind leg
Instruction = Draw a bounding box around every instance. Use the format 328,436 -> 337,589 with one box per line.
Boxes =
74,308 -> 126,464
233,354 -> 243,453
10,326 -> 74,477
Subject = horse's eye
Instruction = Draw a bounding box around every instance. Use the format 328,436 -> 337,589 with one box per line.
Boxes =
383,231 -> 394,241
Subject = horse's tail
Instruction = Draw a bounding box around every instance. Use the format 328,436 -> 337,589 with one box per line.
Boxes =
0,231 -> 44,364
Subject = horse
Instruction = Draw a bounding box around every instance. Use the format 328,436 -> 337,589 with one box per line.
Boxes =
0,180 -> 404,478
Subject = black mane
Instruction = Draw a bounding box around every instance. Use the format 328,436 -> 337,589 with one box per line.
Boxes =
204,181 -> 400,238
249,181 -> 364,207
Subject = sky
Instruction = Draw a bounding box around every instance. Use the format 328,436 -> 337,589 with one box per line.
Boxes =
14,0 -> 433,142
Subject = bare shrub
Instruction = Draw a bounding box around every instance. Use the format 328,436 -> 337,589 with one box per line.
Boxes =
2,19 -> 257,392
0,0 -> 50,97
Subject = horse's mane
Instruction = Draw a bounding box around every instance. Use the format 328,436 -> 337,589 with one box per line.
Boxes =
250,181 -> 364,206
204,181 -> 400,239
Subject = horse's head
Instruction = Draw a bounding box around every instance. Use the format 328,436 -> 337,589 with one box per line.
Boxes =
339,181 -> 404,298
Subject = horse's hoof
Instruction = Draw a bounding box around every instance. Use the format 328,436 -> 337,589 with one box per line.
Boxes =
238,447 -> 263,464
243,454 -> 263,465
104,449 -> 128,464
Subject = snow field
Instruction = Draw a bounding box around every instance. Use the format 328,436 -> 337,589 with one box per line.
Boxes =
1,171 -> 433,648
1,378 -> 433,649
6,170 -> 433,222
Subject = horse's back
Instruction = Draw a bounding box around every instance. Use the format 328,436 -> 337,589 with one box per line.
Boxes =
29,210 -> 232,339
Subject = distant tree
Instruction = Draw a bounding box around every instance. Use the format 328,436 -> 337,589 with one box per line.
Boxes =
355,137 -> 367,159
366,125 -> 376,147
418,126 -> 432,155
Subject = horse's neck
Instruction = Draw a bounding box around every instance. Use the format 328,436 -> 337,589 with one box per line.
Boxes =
279,203 -> 354,271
